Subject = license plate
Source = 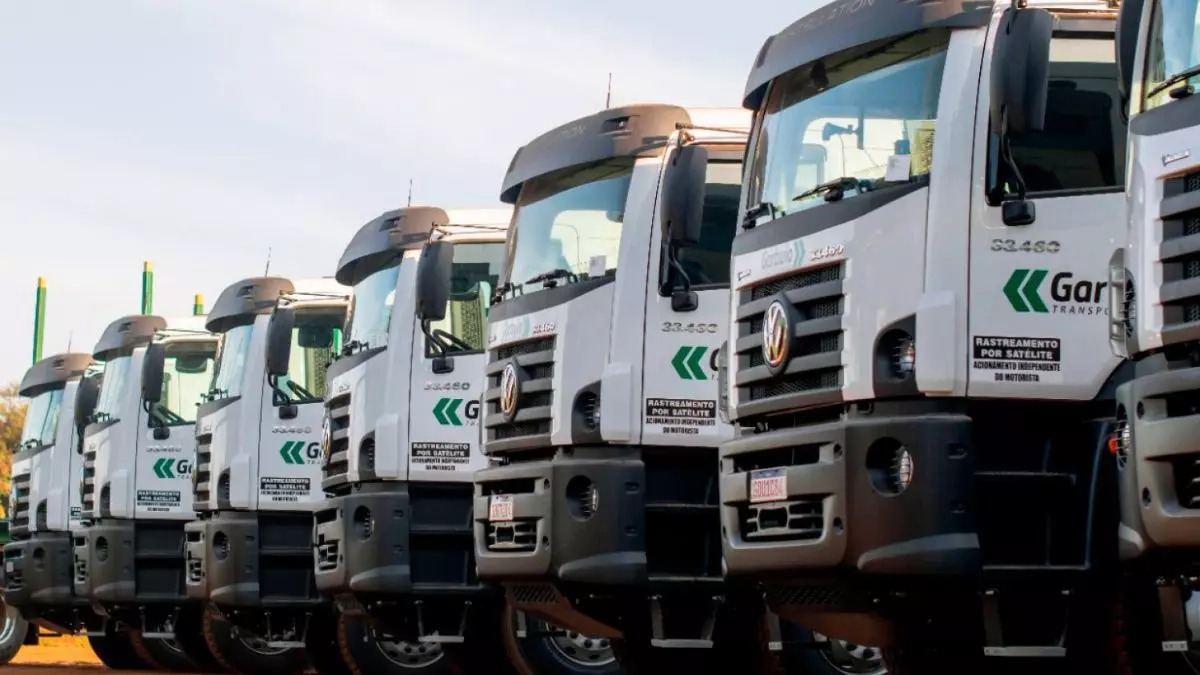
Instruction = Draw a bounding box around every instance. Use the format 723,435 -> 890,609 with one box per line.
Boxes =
489,495 -> 514,522
749,468 -> 787,504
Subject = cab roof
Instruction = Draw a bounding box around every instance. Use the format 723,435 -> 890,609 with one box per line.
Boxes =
19,352 -> 93,398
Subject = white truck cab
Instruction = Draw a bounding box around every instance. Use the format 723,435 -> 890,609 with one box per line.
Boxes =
71,314 -> 227,669
184,276 -> 346,675
718,0 -> 1129,670
471,104 -> 760,672
1106,0 -> 1200,668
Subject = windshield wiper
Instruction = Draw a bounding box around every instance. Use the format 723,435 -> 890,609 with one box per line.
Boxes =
524,268 -> 579,288
741,202 -> 778,230
1146,63 -> 1200,100
491,281 -> 520,305
792,177 -> 863,204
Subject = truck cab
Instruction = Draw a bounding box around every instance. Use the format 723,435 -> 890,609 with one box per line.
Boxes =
313,207 -> 530,673
719,0 -> 1128,670
71,314 -> 223,665
1105,0 -> 1200,667
471,104 -> 755,670
184,276 -> 346,675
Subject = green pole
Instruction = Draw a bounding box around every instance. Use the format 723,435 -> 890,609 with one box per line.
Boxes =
32,277 -> 46,364
141,261 -> 154,315
193,294 -> 204,316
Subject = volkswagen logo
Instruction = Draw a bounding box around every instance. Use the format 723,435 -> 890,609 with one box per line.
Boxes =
500,362 -> 522,420
763,300 -> 791,373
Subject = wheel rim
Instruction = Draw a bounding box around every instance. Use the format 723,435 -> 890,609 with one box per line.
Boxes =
372,630 -> 445,669
811,631 -> 886,675
159,638 -> 184,654
0,606 -> 16,644
230,627 -> 287,656
544,627 -> 616,668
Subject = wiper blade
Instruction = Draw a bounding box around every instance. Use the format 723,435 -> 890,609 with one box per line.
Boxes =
741,202 -> 778,230
524,268 -> 578,288
491,281 -> 520,304
1146,63 -> 1200,100
792,176 -> 861,203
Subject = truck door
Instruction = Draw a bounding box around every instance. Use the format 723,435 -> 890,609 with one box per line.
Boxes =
968,28 -> 1126,399
641,146 -> 743,447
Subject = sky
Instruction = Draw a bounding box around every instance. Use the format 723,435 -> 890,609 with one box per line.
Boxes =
0,0 -> 804,386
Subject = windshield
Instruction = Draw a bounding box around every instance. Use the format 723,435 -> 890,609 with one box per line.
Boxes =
1144,0 -> 1200,108
94,356 -> 132,422
745,29 -> 950,226
210,323 -> 254,400
345,264 -> 399,352
427,242 -> 505,355
153,341 -> 216,425
19,388 -> 63,448
503,158 -> 634,295
278,307 -> 343,403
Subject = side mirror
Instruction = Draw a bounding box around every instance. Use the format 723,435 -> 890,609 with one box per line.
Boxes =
141,344 -> 166,405
1115,0 -> 1146,104
74,375 -> 101,434
662,145 -> 709,246
266,307 -> 295,377
416,241 -> 454,321
989,6 -> 1054,135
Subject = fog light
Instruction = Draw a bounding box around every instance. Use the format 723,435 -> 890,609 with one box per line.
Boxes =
866,438 -> 914,496
566,476 -> 598,521
353,505 -> 374,540
892,334 -> 915,377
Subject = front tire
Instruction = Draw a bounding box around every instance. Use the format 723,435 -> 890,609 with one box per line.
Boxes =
89,628 -> 152,670
881,645 -> 983,675
781,624 -> 886,675
336,611 -> 451,673
201,609 -> 308,675
0,601 -> 29,665
304,608 -> 352,675
173,605 -> 228,673
501,609 -> 619,675
129,630 -> 200,672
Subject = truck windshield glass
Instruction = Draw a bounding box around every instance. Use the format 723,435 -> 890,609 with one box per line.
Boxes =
745,29 -> 950,226
345,263 -> 399,352
426,242 -> 505,355
20,388 -> 63,448
503,158 -> 634,295
1144,0 -> 1200,109
210,323 -> 254,400
152,341 -> 216,425
94,356 -> 132,422
278,308 -> 342,403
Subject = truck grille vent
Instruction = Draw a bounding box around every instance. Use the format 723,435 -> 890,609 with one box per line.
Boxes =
1159,169 -> 1200,344
322,392 -> 352,493
484,337 -> 556,454
193,431 -> 212,510
11,471 -> 31,538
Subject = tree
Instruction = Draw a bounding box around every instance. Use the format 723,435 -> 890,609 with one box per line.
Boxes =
0,383 -> 26,518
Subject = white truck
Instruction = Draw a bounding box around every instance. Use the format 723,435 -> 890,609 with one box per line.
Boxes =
183,276 -> 346,675
313,206 -> 571,674
1105,0 -> 1200,669
469,104 -> 801,673
70,313 -> 232,671
717,0 -> 1129,671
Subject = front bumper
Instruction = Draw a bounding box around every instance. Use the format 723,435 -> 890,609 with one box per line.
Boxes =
473,448 -> 645,586
73,518 -> 190,626
720,410 -> 978,578
4,532 -> 103,632
314,481 -> 484,603
1117,362 -> 1200,559
185,511 -> 318,609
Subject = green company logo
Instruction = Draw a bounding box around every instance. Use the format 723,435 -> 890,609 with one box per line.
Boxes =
279,440 -> 319,465
151,458 -> 189,479
1003,269 -> 1108,316
433,398 -> 481,426
671,346 -> 709,381
1003,269 -> 1049,313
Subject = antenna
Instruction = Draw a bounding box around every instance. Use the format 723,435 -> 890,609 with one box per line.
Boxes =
605,73 -> 613,108
67,331 -> 73,352
407,179 -> 413,207
264,247 -> 272,275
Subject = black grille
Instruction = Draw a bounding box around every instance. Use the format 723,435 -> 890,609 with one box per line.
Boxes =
485,520 -> 537,552
10,471 -> 30,538
193,430 -> 212,511
1159,169 -> 1200,343
322,392 -> 351,492
484,337 -> 556,454
734,263 -> 845,419
739,498 -> 825,542
81,443 -> 97,518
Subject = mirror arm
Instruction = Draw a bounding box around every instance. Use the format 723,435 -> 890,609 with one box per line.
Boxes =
266,373 -> 290,406
420,318 -> 449,356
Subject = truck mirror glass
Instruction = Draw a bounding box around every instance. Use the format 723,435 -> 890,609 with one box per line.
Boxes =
416,241 -> 454,321
266,306 -> 295,377
141,343 -> 166,405
663,144 -> 710,246
74,374 -> 101,434
989,6 -> 1054,134
1115,0 -> 1146,103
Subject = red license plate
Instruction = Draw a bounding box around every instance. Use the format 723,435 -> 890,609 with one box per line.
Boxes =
749,468 -> 787,504
488,495 -> 514,522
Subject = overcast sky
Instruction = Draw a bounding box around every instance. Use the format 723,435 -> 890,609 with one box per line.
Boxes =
0,0 -> 803,385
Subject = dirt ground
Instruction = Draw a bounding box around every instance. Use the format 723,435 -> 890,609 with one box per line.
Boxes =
10,636 -> 99,668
